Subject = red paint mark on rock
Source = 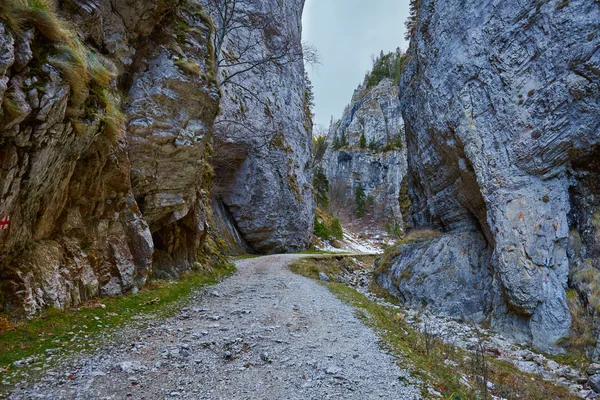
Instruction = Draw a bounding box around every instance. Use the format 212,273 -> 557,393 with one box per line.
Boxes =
0,216 -> 9,230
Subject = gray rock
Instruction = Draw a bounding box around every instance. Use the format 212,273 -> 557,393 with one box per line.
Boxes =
375,231 -> 493,322
208,0 -> 314,254
118,361 -> 145,374
589,375 -> 600,393
588,364 -> 600,376
260,351 -> 271,363
318,272 -> 331,282
0,1 -> 218,314
399,0 -> 600,352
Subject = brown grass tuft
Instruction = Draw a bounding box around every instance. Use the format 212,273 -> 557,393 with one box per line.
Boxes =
49,42 -> 90,106
175,59 -> 201,76
26,0 -> 71,42
101,92 -> 126,142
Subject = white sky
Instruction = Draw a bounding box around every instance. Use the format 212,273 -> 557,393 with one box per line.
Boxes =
302,0 -> 410,129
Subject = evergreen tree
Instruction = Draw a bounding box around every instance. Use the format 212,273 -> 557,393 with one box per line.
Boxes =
330,218 -> 343,240
359,132 -> 367,149
368,139 -> 377,151
340,131 -> 348,148
313,167 -> 330,207
405,0 -> 419,41
355,184 -> 367,218
333,135 -> 341,150
304,69 -> 315,113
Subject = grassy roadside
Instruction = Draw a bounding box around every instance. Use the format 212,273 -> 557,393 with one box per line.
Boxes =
0,262 -> 236,379
290,256 -> 578,400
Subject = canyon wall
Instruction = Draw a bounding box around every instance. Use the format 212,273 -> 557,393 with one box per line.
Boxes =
377,0 -> 600,353
209,0 -> 315,253
0,0 -> 312,316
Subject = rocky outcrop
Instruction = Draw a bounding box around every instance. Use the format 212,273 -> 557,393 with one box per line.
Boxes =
380,0 -> 600,352
323,77 -> 406,227
0,0 -> 221,315
375,231 -> 494,322
209,0 -> 315,253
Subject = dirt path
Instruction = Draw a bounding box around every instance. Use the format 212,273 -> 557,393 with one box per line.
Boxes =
9,254 -> 420,399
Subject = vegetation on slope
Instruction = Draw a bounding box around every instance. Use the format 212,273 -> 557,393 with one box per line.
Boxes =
0,0 -> 124,140
314,208 -> 343,242
364,49 -> 406,89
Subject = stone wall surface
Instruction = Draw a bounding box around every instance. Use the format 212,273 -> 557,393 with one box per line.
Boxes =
0,0 -> 314,316
0,0 -> 220,315
208,0 -> 314,253
381,0 -> 600,352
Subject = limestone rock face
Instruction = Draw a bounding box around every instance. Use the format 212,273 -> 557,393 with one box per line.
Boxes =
323,78 -> 406,225
126,3 -> 220,278
0,0 -> 220,315
375,231 -> 494,322
208,0 -> 315,253
391,0 -> 600,351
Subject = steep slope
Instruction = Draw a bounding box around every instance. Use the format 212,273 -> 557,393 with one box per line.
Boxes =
323,57 -> 407,230
0,0 -> 219,316
209,0 -> 315,254
377,0 -> 600,353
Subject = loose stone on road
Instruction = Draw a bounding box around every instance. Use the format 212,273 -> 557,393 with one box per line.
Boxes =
9,255 -> 420,399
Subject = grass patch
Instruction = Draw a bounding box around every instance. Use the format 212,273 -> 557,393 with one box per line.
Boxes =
291,256 -> 580,399
1,0 -> 122,139
0,263 -> 235,379
100,91 -> 126,142
175,59 -> 201,76
289,255 -> 376,281
232,253 -> 260,260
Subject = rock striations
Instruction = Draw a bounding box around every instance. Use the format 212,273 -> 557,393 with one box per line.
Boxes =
376,0 -> 600,353
0,0 -> 313,316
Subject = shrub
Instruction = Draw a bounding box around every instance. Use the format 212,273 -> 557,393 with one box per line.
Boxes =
385,221 -> 404,238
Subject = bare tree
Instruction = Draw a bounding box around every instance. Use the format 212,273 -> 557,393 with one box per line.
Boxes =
202,0 -> 319,146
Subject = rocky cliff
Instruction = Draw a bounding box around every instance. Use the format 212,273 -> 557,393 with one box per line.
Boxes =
0,0 -> 311,316
323,73 -> 407,229
377,0 -> 600,353
208,0 -> 314,253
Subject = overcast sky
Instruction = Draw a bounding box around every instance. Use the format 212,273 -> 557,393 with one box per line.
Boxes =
302,0 -> 410,130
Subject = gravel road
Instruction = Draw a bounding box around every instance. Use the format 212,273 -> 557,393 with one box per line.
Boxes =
8,254 -> 420,399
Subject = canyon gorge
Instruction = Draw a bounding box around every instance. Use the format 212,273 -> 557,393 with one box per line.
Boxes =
1,0 -> 600,398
